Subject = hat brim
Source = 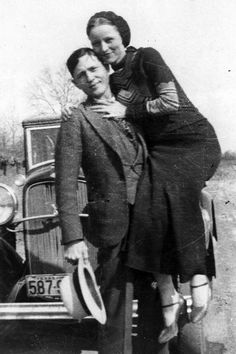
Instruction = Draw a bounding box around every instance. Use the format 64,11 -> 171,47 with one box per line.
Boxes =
60,273 -> 88,321
78,259 -> 107,325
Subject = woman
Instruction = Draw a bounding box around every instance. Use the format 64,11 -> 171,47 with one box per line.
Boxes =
86,11 -> 221,343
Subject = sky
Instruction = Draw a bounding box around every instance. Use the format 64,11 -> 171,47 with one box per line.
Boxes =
0,0 -> 236,151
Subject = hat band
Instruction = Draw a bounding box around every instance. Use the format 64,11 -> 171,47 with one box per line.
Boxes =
73,269 -> 90,315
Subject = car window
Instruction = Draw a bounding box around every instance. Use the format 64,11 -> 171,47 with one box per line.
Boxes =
26,125 -> 60,169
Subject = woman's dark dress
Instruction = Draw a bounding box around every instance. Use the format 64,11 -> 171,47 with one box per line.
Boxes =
110,47 -> 221,282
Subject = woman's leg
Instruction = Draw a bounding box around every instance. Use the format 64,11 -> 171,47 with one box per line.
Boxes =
190,274 -> 211,323
154,273 -> 180,326
153,273 -> 184,343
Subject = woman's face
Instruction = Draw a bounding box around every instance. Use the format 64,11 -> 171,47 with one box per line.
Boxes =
89,24 -> 126,65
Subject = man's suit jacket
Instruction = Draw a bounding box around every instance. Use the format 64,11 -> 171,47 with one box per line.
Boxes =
55,104 -> 146,249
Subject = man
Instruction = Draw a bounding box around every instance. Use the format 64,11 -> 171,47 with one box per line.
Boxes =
55,48 -> 169,354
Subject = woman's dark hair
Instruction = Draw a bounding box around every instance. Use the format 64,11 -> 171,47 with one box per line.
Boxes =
66,47 -> 97,77
86,11 -> 131,47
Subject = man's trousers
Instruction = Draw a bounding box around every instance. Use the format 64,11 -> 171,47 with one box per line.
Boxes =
96,245 -> 169,354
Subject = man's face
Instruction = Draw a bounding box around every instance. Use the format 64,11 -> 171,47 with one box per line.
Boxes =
72,54 -> 110,99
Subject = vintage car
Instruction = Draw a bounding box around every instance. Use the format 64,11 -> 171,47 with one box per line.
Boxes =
0,116 -> 214,353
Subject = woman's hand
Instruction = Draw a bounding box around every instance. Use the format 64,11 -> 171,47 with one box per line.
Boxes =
90,99 -> 127,119
61,105 -> 76,121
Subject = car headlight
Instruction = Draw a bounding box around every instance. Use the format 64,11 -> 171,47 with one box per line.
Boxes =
0,183 -> 18,225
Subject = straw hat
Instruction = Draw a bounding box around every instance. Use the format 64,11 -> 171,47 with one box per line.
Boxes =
60,258 -> 106,324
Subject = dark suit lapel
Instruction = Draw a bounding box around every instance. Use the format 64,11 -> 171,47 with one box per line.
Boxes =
81,105 -> 125,160
137,132 -> 148,161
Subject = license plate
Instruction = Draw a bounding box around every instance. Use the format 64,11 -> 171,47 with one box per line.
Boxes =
26,274 -> 67,298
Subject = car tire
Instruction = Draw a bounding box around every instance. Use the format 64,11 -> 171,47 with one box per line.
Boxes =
171,319 -> 209,354
169,298 -> 209,354
0,321 -> 19,340
179,319 -> 209,354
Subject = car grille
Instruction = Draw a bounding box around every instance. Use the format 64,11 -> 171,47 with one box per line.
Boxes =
25,180 -> 97,273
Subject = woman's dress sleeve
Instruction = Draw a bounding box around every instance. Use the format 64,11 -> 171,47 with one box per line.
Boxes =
126,47 -> 180,121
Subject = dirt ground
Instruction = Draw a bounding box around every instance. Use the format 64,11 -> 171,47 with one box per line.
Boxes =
1,161 -> 236,353
204,160 -> 236,354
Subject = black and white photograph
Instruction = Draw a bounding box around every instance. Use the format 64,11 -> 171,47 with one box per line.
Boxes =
0,1 -> 235,353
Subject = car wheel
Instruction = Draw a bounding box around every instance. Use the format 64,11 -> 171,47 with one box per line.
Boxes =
177,321 -> 209,354
0,321 -> 19,340
177,319 -> 209,354
170,281 -> 210,354
169,299 -> 209,354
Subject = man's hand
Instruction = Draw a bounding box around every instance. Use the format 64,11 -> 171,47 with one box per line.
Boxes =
90,100 -> 127,119
64,241 -> 88,264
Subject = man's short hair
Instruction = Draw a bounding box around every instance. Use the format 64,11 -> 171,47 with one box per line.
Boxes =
67,47 -> 99,77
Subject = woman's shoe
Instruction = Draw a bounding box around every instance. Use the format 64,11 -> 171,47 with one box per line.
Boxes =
190,282 -> 211,323
158,295 -> 185,344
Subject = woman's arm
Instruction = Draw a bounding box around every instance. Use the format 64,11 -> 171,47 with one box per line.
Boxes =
146,81 -> 179,114
89,48 -> 179,120
126,47 -> 179,120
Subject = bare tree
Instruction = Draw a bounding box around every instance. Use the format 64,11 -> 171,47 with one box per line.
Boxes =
0,108 -> 23,158
0,126 -> 7,153
28,65 -> 84,117
7,119 -> 21,151
3,108 -> 20,149
222,150 -> 236,160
